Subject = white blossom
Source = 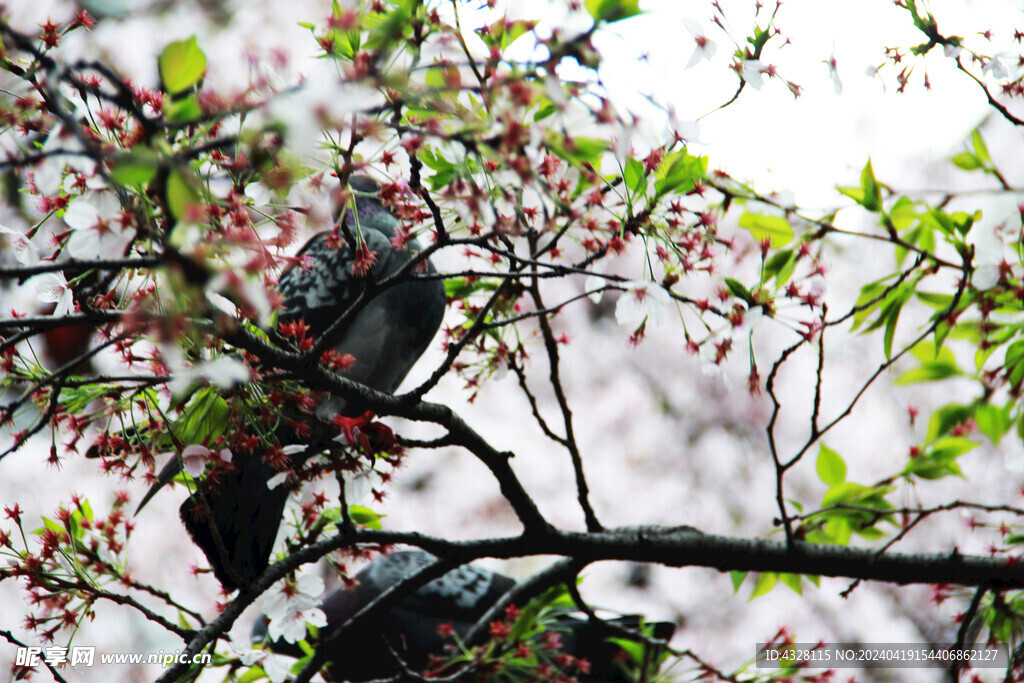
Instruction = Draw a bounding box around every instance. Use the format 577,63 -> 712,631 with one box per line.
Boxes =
180,444 -> 232,478
245,182 -> 273,207
35,272 -> 75,316
943,43 -> 962,59
265,62 -> 384,163
983,55 -> 1008,79
826,51 -> 842,94
64,193 -> 136,260
683,19 -> 717,69
234,647 -> 295,683
615,280 -> 670,328
970,223 -> 1015,290
584,274 -> 606,303
260,574 -> 328,643
740,60 -> 766,89
673,117 -> 704,145
207,272 -> 273,325
0,225 -> 40,265
732,306 -> 764,337
168,355 -> 251,395
698,337 -> 733,389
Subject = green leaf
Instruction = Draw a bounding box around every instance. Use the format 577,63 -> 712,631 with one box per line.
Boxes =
111,153 -> 158,187
895,361 -> 962,384
238,662 -> 280,683
729,571 -> 747,592
77,498 -> 93,523
158,36 -> 207,95
476,17 -> 539,50
166,168 -> 203,221
1006,340 -> 1024,387
883,303 -> 900,360
623,157 -> 645,194
972,129 -> 991,165
762,249 -> 796,286
975,403 -> 1011,445
820,481 -> 864,506
916,291 -> 954,309
779,573 -> 803,595
749,572 -> 778,599
816,444 -> 846,485
889,196 -> 917,230
859,159 -> 882,211
904,457 -> 963,480
348,505 -> 383,529
837,186 -> 865,204
951,152 -> 982,171
927,436 -> 979,461
738,212 -> 794,248
363,0 -> 413,50
545,132 -> 609,165
444,276 -> 498,299
176,388 -> 229,444
585,0 -> 640,23
926,403 -> 974,443
850,281 -> 889,331
724,278 -> 754,305
854,526 -> 887,540
165,93 -> 202,122
654,149 -> 707,197
823,516 -> 852,545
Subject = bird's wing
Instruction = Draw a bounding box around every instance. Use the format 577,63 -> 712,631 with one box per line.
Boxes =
360,551 -> 515,622
276,227 -> 399,340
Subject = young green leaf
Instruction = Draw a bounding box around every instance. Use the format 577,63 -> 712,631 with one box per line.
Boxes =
749,572 -> 778,599
859,159 -> 882,211
158,36 -> 207,95
585,0 -> 641,23
816,444 -> 846,486
738,211 -> 794,248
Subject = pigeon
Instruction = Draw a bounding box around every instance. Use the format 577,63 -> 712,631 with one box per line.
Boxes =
150,176 -> 446,590
252,550 -> 676,682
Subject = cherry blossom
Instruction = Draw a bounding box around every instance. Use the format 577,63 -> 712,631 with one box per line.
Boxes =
0,225 -> 40,265
684,19 -> 717,69
982,55 -> 1008,79
264,63 -> 383,163
168,355 -> 251,395
825,50 -> 842,94
615,280 -> 670,327
259,574 -> 328,643
584,274 -> 606,303
34,272 -> 74,316
234,647 -> 295,683
207,272 -> 274,325
180,444 -> 232,478
739,60 -> 767,89
63,193 -> 136,259
970,222 -> 1015,290
244,182 -> 273,207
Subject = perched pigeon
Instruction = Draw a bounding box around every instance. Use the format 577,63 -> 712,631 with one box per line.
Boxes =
166,176 -> 446,590
252,550 -> 676,682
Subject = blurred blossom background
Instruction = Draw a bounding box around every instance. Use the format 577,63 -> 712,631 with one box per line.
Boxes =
1,0 -> 1023,680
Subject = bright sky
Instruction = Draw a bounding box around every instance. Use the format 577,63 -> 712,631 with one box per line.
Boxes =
578,0 -> 1021,206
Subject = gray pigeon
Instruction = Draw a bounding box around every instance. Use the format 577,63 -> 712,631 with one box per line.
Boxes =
165,176 -> 446,590
252,550 -> 677,682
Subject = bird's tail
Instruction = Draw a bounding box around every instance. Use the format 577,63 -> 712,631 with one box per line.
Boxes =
180,453 -> 291,591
